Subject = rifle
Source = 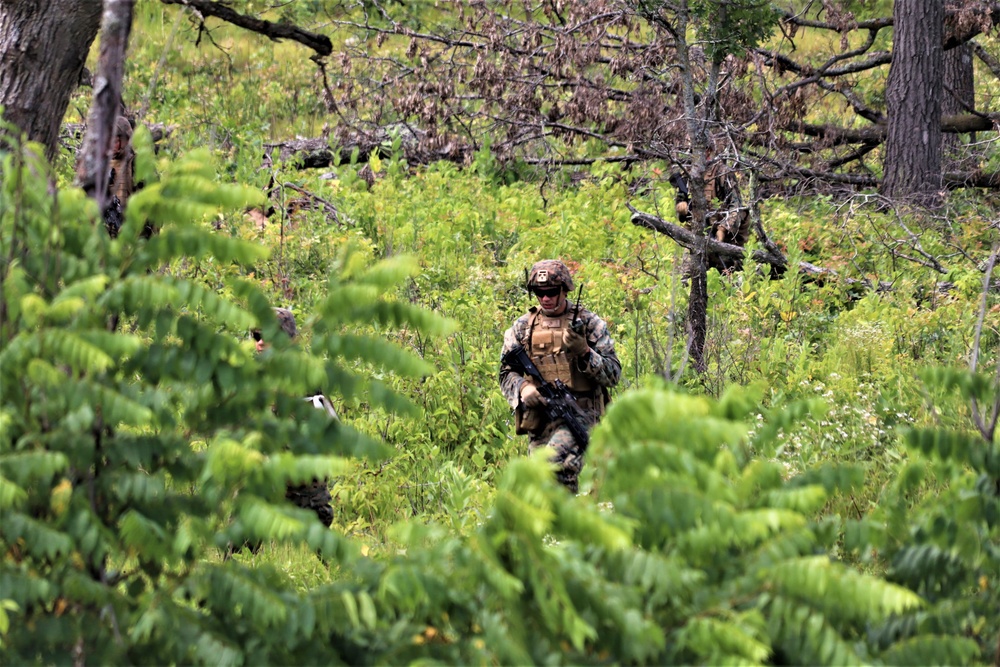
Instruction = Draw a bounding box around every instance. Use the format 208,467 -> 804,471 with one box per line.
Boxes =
502,344 -> 590,450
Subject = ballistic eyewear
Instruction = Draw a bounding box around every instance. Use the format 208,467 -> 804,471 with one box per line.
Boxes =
531,286 -> 562,298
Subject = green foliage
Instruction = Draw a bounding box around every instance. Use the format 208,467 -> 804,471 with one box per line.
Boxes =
0,134 -> 451,663
9,4 -> 1000,662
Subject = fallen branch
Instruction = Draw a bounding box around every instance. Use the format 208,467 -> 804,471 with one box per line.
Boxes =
628,206 -> 901,293
263,126 -> 473,169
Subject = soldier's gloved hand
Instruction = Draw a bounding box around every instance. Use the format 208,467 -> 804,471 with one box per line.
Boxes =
562,326 -> 590,357
520,383 -> 546,408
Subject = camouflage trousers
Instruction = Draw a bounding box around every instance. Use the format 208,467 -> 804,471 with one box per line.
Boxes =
528,422 -> 586,494
285,479 -> 333,528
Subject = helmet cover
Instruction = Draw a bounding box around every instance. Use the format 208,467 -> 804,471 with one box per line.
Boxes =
527,260 -> 574,292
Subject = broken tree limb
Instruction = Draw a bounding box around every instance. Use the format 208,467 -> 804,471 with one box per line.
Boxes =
629,207 -> 787,269
263,126 -> 474,169
626,206 -> 997,296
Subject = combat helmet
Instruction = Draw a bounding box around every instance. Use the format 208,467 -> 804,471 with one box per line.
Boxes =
527,259 -> 574,292
273,307 -> 298,339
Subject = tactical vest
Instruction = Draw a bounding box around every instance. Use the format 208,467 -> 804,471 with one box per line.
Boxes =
526,309 -> 597,393
109,148 -> 134,206
515,308 -> 604,435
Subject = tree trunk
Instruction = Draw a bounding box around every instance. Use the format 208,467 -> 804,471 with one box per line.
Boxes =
0,0 -> 102,159
881,0 -> 944,206
942,42 -> 975,167
78,0 -> 134,212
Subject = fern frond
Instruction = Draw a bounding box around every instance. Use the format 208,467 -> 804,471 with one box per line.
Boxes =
553,500 -> 632,551
262,351 -> 329,395
264,453 -> 352,487
302,521 -> 359,564
0,474 -> 26,509
191,631 -> 242,667
52,275 -> 108,308
201,564 -> 290,629
39,329 -> 114,374
318,287 -> 455,337
316,333 -> 434,378
595,389 -> 746,459
205,438 -> 266,487
85,381 -> 154,426
495,489 -> 555,539
354,254 -> 421,288
237,497 -> 307,540
920,366 -> 994,402
61,569 -> 114,608
734,459 -> 786,500
76,330 -> 143,361
170,279 -> 256,330
677,616 -> 770,665
114,471 -> 167,504
786,462 -> 866,495
603,548 -> 706,606
880,634 -> 980,666
139,226 -> 268,267
26,358 -> 66,389
465,533 -> 526,600
367,379 -> 421,417
889,544 -> 970,595
768,556 -> 923,623
0,568 -> 55,611
131,125 -> 157,187
904,427 -> 1000,476
766,595 -> 863,666
100,274 -> 182,314
0,450 -> 68,487
120,510 -> 172,560
761,485 -> 828,514
2,512 -> 74,560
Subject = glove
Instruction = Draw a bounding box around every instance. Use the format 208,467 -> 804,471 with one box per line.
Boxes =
520,382 -> 545,408
562,326 -> 590,357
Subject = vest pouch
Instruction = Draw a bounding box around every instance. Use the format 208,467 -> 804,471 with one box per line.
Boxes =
515,405 -> 543,434
535,354 -> 573,385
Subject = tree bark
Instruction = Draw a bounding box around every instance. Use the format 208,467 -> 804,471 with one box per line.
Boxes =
881,0 -> 944,206
78,0 -> 134,212
942,42 -> 975,164
0,0 -> 102,158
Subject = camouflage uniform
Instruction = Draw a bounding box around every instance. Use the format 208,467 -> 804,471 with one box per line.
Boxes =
499,261 -> 621,493
671,158 -> 750,275
259,308 -> 335,528
102,116 -> 134,238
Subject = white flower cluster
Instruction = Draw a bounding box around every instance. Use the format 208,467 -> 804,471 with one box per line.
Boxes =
764,376 -> 915,478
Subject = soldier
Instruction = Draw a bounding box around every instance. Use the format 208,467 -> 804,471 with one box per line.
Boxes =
671,156 -> 751,274
499,260 -> 621,493
253,307 -> 336,527
102,116 -> 134,238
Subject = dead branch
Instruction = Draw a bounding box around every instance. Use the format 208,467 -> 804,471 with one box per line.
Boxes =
160,0 -> 332,56
628,207 -> 786,268
974,40 -> 1000,79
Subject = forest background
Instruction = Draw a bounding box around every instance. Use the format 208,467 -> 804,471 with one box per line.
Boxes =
1,0 -> 999,664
